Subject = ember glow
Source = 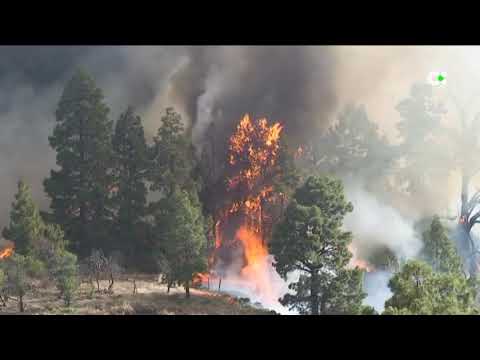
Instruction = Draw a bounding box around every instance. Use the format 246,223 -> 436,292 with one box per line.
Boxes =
196,114 -> 288,307
348,244 -> 374,272
0,245 -> 14,260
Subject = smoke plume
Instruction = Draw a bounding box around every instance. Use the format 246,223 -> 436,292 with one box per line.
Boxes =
344,183 -> 423,261
0,46 -> 340,228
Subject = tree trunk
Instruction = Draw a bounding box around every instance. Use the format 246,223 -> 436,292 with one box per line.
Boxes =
108,272 -> 114,292
96,277 -> 100,292
310,273 -> 319,315
461,171 -> 470,221
320,297 -> 326,315
218,277 -> 222,291
133,280 -> 137,295
185,281 -> 190,298
460,171 -> 479,276
19,295 -> 24,313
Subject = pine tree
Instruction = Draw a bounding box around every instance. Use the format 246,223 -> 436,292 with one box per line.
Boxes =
270,176 -> 366,315
43,69 -> 114,257
384,260 -> 477,315
422,215 -> 463,274
3,254 -> 32,312
271,137 -> 301,215
2,180 -> 43,255
111,107 -> 149,260
153,187 -> 207,298
149,107 -> 197,197
394,84 -> 449,196
313,104 -> 395,188
50,249 -> 80,306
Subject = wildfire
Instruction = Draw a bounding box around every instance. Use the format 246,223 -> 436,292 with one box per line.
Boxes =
228,114 -> 283,191
193,272 -> 210,285
198,114 -> 285,303
236,227 -> 277,300
348,244 -> 374,272
0,245 -> 13,260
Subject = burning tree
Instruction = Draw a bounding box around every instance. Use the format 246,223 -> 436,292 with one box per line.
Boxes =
199,114 -> 291,302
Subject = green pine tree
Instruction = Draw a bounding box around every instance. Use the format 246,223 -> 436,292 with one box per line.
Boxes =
153,187 -> 208,298
271,137 -> 301,215
383,260 -> 477,315
313,104 -> 395,188
421,215 -> 463,274
50,249 -> 80,307
149,107 -> 197,197
3,254 -> 33,312
111,107 -> 149,260
43,69 -> 114,257
2,180 -> 43,255
270,175 -> 366,315
394,84 -> 450,196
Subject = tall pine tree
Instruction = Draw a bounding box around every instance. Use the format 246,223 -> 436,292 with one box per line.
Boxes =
153,187 -> 208,298
421,215 -> 463,274
2,180 -> 43,255
384,260 -> 477,315
111,107 -> 149,260
149,107 -> 197,198
44,69 -> 113,257
270,176 -> 367,315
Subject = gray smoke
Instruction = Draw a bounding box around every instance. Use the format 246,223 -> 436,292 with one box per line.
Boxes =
0,46 -> 340,228
191,46 -> 337,147
344,182 -> 423,261
343,182 -> 423,314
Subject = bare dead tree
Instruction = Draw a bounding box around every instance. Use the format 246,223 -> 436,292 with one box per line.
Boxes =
84,249 -> 122,294
132,279 -> 137,295
447,87 -> 480,276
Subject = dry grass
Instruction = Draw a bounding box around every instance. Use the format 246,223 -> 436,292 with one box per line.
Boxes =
0,274 -> 275,315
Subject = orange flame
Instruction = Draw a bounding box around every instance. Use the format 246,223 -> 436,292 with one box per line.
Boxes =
348,244 -> 374,272
235,227 -> 277,300
197,114 -> 284,302
193,272 -> 210,286
228,114 -> 283,191
0,245 -> 14,260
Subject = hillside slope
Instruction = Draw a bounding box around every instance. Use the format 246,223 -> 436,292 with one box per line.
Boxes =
0,275 -> 276,315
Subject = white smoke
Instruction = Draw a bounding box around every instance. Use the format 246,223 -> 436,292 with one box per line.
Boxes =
215,255 -> 293,315
344,184 -> 423,260
343,183 -> 423,313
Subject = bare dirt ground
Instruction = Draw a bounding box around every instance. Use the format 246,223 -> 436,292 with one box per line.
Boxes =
0,274 -> 275,315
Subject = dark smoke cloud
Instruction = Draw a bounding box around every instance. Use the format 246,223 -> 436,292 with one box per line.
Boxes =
191,46 -> 338,147
0,46 -> 338,228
